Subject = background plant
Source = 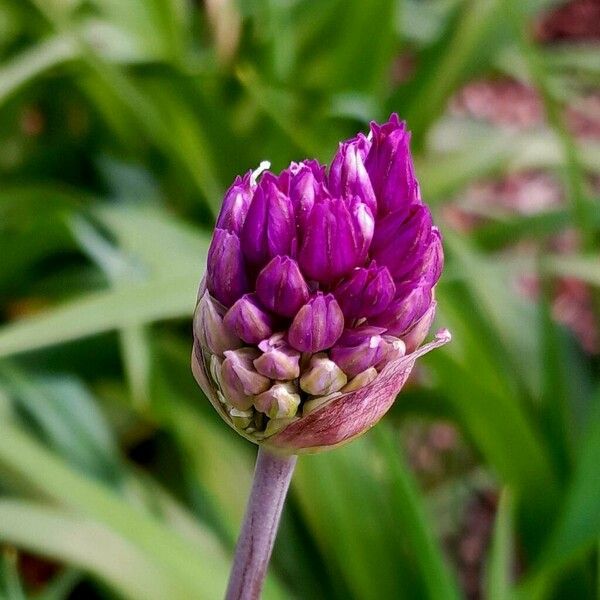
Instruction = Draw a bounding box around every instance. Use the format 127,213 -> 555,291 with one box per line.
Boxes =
0,0 -> 598,598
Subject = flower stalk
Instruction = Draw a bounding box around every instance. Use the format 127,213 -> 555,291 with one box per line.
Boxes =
225,447 -> 297,600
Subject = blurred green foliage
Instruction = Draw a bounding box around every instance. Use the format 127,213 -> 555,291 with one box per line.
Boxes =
0,0 -> 599,598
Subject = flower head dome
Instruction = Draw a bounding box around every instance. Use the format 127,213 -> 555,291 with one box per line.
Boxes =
192,114 -> 450,453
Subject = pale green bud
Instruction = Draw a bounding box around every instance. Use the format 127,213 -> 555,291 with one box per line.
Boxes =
221,348 -> 270,410
229,407 -> 254,429
342,367 -> 378,392
254,382 -> 301,419
299,353 -> 347,396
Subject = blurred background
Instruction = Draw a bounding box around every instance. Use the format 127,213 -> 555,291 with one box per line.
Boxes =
0,0 -> 599,598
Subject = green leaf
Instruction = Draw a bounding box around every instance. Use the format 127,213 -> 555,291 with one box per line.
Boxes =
0,423 -> 229,598
541,398 -> 600,568
0,547 -> 27,600
374,426 -> 462,600
0,35 -> 78,107
484,488 -> 515,600
0,500 -> 194,600
0,274 -> 195,358
397,0 -> 506,144
0,207 -> 209,358
0,364 -> 121,481
294,435 -> 421,600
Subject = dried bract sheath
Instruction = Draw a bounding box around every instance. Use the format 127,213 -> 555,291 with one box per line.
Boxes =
192,114 -> 450,453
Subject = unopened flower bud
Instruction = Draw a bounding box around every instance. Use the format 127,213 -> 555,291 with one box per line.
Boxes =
330,327 -> 386,377
333,262 -> 395,319
365,114 -> 419,215
220,348 -> 270,410
195,291 -> 241,356
224,294 -> 274,344
254,382 -> 301,419
403,301 -> 437,353
256,256 -> 310,317
299,353 -> 347,396
376,335 -> 406,369
254,334 -> 301,380
215,172 -> 254,235
329,134 -> 376,214
229,407 -> 254,429
206,229 -> 248,308
370,205 -> 432,282
371,283 -> 432,337
193,114 -> 450,452
288,293 -> 344,353
289,160 -> 324,233
298,196 -> 374,282
342,367 -> 378,392
241,173 -> 295,266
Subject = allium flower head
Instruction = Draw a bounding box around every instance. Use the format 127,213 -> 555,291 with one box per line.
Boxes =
192,115 -> 450,453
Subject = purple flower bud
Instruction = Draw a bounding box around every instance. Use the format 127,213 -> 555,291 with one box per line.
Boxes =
192,115 -> 449,452
255,256 -> 310,317
254,333 -> 301,380
194,291 -> 242,356
215,171 -> 254,235
289,161 -> 326,234
288,293 -> 344,352
403,301 -> 437,353
364,113 -> 420,215
371,283 -> 432,336
254,382 -> 301,419
333,262 -> 395,319
220,348 -> 270,410
329,134 -> 377,214
206,229 -> 248,308
330,327 -> 386,377
369,205 -> 433,282
299,353 -> 347,396
407,227 -> 444,287
376,335 -> 406,369
241,173 -> 295,266
298,196 -> 374,282
223,294 -> 274,344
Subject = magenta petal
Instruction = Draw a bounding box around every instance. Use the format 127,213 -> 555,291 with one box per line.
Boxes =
288,293 -> 344,352
330,329 -> 385,377
255,256 -> 310,317
329,135 -> 377,214
298,196 -> 374,282
223,294 -> 274,344
241,173 -> 295,266
215,171 -> 254,235
334,262 -> 395,319
364,113 -> 420,216
206,228 -> 248,308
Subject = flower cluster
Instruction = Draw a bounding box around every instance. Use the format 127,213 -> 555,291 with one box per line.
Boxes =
192,115 -> 449,453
